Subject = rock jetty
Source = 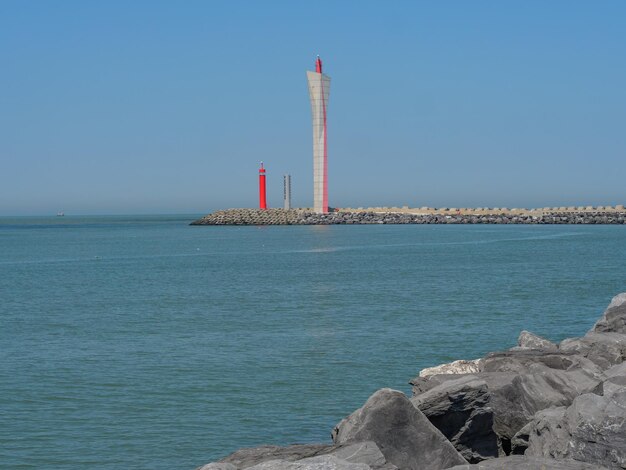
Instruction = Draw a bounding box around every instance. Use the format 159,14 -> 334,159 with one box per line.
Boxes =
197,294 -> 626,470
191,208 -> 626,225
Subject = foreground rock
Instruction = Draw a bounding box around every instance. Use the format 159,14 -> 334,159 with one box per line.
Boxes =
332,388 -> 466,469
198,293 -> 626,470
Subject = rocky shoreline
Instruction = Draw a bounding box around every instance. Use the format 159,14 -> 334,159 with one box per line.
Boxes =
190,208 -> 626,225
198,294 -> 626,470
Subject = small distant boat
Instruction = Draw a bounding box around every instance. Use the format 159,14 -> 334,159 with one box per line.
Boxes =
57,211 -> 65,217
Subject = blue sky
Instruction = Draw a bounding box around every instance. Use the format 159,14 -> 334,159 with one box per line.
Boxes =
1,1 -> 625,215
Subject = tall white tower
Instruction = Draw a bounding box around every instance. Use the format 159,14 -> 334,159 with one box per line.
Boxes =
306,56 -> 330,213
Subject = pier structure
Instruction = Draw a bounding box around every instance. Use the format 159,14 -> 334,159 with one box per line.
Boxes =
283,174 -> 292,210
306,56 -> 331,213
191,206 -> 626,226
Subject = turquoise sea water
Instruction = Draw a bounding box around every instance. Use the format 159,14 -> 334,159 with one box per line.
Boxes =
2,215 -> 626,469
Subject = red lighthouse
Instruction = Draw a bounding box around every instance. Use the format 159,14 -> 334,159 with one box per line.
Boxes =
259,162 -> 267,210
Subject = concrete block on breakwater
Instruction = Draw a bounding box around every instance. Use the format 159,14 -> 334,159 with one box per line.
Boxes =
190,207 -> 626,225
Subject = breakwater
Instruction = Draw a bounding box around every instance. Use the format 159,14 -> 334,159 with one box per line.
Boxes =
190,208 -> 626,225
198,294 -> 626,469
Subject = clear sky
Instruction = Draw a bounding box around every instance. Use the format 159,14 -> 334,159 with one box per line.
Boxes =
1,1 -> 625,215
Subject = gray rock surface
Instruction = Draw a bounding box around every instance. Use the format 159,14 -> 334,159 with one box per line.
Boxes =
560,332 -> 626,370
215,444 -> 333,468
410,374 -> 465,395
445,455 -> 609,469
245,455 -> 372,470
198,464 -> 238,470
602,361 -> 626,396
509,422 -> 531,455
411,376 -> 498,463
419,359 -> 481,378
517,330 -> 557,350
605,361 -> 626,378
488,364 -> 601,441
525,389 -> 626,468
479,349 -> 601,376
211,442 -> 391,470
332,388 -> 467,470
592,293 -> 626,333
328,442 -> 389,468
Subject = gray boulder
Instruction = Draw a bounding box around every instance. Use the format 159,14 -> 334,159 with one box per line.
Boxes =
410,376 -> 498,463
517,330 -> 557,351
525,390 -> 626,468
478,349 -> 603,442
445,455 -> 609,469
560,332 -> 626,370
489,364 -> 601,441
332,388 -> 467,469
592,292 -> 626,333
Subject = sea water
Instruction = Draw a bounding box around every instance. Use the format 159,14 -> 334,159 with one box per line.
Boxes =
1,215 -> 625,469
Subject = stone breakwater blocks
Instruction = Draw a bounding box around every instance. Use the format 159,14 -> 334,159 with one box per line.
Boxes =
190,209 -> 308,226
190,210 -> 626,225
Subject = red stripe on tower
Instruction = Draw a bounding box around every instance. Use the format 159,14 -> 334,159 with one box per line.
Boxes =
321,78 -> 328,213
